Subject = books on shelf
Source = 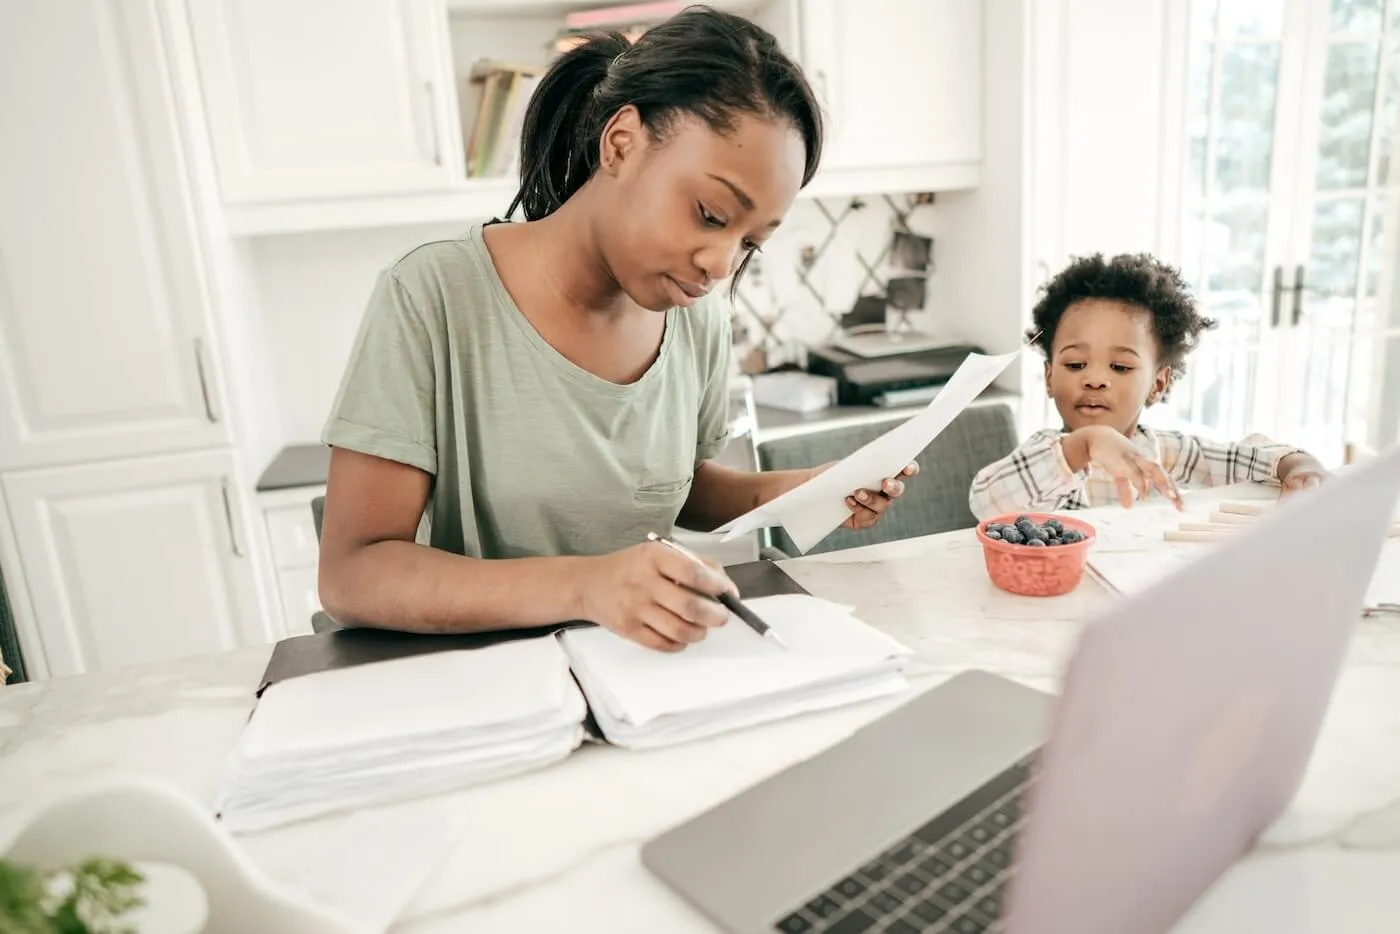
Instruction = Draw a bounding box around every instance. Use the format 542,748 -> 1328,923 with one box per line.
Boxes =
550,1 -> 677,54
462,60 -> 542,180
215,592 -> 913,831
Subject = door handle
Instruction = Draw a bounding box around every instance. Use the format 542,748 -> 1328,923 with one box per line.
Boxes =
1291,264 -> 1305,327
1270,265 -> 1284,328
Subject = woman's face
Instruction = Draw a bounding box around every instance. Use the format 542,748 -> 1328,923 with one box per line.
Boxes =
595,107 -> 807,312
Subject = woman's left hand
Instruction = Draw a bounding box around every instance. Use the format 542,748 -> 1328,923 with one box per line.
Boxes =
827,462 -> 920,531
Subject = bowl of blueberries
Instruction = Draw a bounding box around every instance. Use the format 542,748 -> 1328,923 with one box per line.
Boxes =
975,513 -> 1096,597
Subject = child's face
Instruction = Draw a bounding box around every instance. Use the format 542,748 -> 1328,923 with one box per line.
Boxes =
1045,299 -> 1172,435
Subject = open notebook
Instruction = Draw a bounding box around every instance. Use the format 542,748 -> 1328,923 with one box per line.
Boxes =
216,562 -> 913,831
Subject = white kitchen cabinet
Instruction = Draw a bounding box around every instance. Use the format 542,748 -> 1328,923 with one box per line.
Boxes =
2,451 -> 272,678
0,0 -> 232,471
257,485 -> 327,637
800,0 -> 982,196
186,0 -> 462,203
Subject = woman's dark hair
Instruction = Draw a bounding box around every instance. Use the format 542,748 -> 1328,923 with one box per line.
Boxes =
505,5 -> 823,289
1027,252 -> 1218,389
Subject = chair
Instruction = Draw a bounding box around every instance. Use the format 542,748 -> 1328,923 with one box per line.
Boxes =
308,495 -> 338,634
756,401 -> 1019,557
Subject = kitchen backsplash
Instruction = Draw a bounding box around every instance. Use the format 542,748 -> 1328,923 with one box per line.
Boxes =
248,191 -> 940,442
729,193 -> 938,367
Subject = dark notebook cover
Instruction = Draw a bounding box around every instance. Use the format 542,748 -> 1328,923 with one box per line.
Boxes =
256,559 -> 809,696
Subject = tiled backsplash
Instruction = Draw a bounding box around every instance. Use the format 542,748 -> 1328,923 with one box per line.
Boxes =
728,193 -> 938,367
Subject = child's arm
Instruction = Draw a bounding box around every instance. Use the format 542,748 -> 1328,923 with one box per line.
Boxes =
969,430 -> 1086,520
1155,430 -> 1306,489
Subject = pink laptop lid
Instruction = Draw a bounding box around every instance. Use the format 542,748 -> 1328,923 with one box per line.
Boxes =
1004,447 -> 1400,934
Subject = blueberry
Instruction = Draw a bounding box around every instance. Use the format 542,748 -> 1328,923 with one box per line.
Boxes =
986,528 -> 1003,540
1045,518 -> 1064,532
1026,538 -> 1047,547
1002,528 -> 1025,545
1061,530 -> 1083,544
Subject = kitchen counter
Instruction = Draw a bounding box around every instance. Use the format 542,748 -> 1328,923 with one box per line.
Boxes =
257,443 -> 332,492
3,487 -> 1399,932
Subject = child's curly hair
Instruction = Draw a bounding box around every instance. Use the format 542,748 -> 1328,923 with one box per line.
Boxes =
1026,253 -> 1218,391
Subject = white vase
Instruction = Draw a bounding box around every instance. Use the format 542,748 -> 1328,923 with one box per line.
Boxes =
2,778 -> 361,934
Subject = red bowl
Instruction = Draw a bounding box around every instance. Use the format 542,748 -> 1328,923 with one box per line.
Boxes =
975,513 -> 1097,597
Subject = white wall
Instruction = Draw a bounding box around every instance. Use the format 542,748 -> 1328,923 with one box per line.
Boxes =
928,0 -> 1032,395
248,222 -> 467,442
1056,0 -> 1173,259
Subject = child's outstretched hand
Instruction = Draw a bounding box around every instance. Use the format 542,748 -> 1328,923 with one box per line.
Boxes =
1063,426 -> 1183,510
1278,453 -> 1329,496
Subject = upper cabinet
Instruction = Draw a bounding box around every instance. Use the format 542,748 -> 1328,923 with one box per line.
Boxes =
0,0 -> 232,471
801,0 -> 982,196
186,0 -> 462,203
177,0 -> 984,235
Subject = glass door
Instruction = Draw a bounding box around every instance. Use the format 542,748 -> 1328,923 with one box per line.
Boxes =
1166,0 -> 1400,464
1167,0 -> 1303,441
1279,0 -> 1400,460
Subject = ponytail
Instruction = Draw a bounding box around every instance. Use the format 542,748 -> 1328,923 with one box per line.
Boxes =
506,34 -> 631,222
501,5 -> 822,238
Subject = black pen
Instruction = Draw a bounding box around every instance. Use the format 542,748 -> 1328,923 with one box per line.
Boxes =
646,532 -> 788,649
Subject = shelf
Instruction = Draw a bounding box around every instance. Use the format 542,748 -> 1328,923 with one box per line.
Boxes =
444,0 -> 768,18
223,178 -> 520,236
221,162 -> 978,237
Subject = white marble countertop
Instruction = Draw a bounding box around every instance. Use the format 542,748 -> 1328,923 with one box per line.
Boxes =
3,487 -> 1399,932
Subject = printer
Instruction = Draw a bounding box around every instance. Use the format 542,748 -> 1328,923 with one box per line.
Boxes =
806,341 -> 986,407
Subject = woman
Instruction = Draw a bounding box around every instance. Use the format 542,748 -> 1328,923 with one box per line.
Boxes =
318,6 -> 918,652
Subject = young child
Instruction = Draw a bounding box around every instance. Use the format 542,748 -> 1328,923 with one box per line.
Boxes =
969,253 -> 1328,519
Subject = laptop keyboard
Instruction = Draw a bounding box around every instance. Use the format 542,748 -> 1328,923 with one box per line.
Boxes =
774,753 -> 1036,934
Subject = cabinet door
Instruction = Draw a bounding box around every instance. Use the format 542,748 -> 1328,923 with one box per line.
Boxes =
187,0 -> 457,202
2,450 -> 271,678
801,0 -> 982,176
0,0 -> 231,471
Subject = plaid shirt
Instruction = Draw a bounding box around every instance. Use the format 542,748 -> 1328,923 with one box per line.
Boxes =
968,425 -> 1303,520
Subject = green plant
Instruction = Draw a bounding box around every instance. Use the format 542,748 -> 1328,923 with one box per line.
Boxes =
0,858 -> 144,934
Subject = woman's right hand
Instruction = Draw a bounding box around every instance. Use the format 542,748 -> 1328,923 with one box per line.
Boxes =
577,542 -> 736,651
1064,426 -> 1182,509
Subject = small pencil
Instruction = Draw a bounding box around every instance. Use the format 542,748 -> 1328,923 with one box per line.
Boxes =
646,532 -> 788,649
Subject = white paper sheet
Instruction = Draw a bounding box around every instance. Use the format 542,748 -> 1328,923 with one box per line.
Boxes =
717,348 -> 1024,553
557,594 -> 913,748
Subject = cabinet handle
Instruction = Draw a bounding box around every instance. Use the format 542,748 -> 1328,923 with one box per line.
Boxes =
193,337 -> 218,423
220,478 -> 246,558
424,80 -> 441,166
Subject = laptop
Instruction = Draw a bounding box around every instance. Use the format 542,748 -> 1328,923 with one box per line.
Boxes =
641,443 -> 1400,934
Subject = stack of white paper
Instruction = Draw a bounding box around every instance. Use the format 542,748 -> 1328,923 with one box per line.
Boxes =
560,594 -> 914,749
216,636 -> 586,832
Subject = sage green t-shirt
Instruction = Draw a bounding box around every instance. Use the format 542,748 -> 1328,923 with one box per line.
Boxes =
322,224 -> 732,560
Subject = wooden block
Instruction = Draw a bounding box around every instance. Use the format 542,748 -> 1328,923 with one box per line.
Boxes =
1164,529 -> 1235,543
1218,502 -> 1271,517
